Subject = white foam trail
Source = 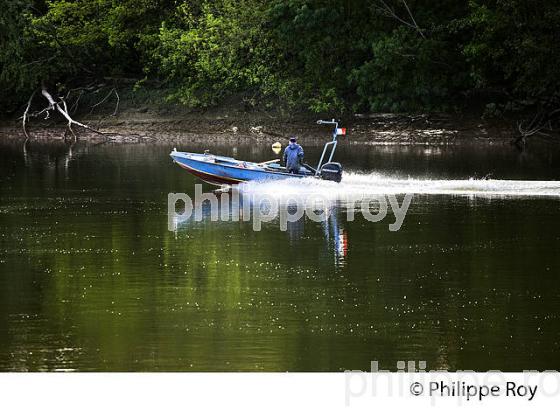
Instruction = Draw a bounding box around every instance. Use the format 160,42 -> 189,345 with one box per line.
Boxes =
238,172 -> 560,199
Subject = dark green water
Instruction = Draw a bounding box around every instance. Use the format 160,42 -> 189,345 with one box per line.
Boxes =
1,138 -> 560,371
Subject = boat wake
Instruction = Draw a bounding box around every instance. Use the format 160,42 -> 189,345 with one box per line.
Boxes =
171,173 -> 560,230
238,172 -> 560,199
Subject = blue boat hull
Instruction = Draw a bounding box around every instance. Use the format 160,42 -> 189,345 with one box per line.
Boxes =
170,151 -> 309,185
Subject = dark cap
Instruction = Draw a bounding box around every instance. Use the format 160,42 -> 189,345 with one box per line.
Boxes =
289,136 -> 297,142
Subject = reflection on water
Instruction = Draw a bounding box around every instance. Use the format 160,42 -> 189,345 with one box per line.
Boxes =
172,196 -> 349,267
322,212 -> 348,267
0,138 -> 560,371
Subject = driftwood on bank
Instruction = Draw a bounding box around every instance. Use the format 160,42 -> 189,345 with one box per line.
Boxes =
22,89 -> 38,140
513,107 -> 560,147
21,84 -> 121,141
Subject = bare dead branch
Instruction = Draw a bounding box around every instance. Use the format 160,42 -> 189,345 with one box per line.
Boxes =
41,86 -> 57,110
374,1 -> 415,29
52,96 -> 105,135
22,89 -> 37,139
401,0 -> 425,39
112,88 -> 120,116
22,85 -> 107,137
70,90 -> 84,114
90,88 -> 114,112
374,0 -> 425,38
87,85 -> 120,116
514,108 -> 560,146
22,56 -> 57,68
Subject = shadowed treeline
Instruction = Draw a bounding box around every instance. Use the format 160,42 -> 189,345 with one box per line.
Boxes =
1,0 -> 559,125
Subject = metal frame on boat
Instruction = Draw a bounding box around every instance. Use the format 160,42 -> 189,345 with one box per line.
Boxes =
170,119 -> 344,186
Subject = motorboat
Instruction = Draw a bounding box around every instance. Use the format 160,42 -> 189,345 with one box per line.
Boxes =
170,119 -> 345,186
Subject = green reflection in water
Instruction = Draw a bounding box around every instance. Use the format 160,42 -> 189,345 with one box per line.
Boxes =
0,140 -> 559,371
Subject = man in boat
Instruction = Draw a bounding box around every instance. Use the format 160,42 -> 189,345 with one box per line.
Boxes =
283,136 -> 304,174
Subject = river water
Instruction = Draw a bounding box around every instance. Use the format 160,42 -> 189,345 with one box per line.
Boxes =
1,137 -> 559,371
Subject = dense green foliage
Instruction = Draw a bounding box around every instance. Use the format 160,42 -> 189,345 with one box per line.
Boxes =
1,0 -> 559,115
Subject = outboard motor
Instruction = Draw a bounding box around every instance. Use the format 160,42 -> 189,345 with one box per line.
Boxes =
320,162 -> 343,183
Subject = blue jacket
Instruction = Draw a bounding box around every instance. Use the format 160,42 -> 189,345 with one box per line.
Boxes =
283,143 -> 304,171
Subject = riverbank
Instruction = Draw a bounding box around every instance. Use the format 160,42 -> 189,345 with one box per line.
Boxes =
1,108 -> 522,146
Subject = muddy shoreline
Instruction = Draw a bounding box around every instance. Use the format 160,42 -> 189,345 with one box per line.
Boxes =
0,110 -> 530,146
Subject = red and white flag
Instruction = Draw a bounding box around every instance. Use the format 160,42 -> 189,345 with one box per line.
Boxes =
336,128 -> 346,136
